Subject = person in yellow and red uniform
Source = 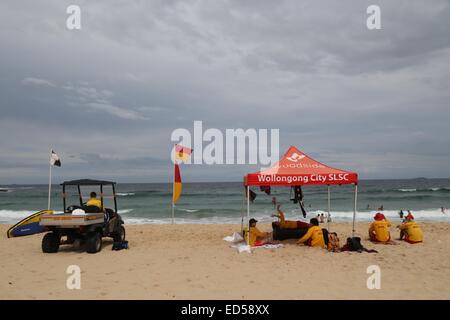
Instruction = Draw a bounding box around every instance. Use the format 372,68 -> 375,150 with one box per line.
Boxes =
86,191 -> 102,209
297,218 -> 325,248
397,213 -> 423,244
246,218 -> 271,247
369,212 -> 391,243
272,204 -> 311,229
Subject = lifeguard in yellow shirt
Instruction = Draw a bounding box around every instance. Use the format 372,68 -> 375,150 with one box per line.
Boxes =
272,205 -> 310,229
246,218 -> 271,247
86,191 -> 102,210
297,218 -> 325,248
397,213 -> 423,244
369,212 -> 391,243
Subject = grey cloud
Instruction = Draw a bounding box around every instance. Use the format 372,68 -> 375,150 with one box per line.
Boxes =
1,0 -> 450,183
22,77 -> 56,87
20,77 -> 150,120
83,102 -> 148,120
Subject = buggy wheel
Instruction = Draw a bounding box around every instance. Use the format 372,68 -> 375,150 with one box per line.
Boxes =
86,232 -> 102,254
42,233 -> 60,253
113,225 -> 126,242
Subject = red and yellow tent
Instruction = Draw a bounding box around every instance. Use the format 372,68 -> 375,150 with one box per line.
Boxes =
243,146 -> 359,238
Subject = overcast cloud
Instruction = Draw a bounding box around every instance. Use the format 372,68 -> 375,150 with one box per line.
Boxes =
0,0 -> 449,184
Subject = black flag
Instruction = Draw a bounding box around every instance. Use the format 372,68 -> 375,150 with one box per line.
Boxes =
50,150 -> 61,167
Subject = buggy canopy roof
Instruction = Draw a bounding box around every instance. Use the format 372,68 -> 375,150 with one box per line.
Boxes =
244,146 -> 358,186
61,179 -> 116,186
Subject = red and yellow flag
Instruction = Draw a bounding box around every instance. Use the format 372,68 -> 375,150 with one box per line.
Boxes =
172,144 -> 191,205
172,163 -> 182,204
175,144 -> 192,163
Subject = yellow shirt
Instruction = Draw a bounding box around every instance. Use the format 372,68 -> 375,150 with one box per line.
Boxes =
246,226 -> 267,246
399,221 -> 423,242
86,198 -> 102,209
369,219 -> 391,242
277,210 -> 298,229
297,226 -> 325,248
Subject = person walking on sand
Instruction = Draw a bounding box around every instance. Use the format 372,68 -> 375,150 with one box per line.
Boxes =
397,212 -> 423,244
246,218 -> 271,247
297,218 -> 325,248
368,212 -> 392,243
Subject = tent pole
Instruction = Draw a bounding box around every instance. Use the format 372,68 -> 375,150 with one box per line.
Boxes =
327,185 -> 331,231
241,187 -> 245,233
171,161 -> 175,225
352,184 -> 358,237
247,185 -> 250,245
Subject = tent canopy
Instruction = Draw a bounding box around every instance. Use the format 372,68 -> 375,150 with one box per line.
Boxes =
245,146 -> 358,186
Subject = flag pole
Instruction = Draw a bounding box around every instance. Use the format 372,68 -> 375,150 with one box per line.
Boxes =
47,149 -> 52,210
172,159 -> 175,225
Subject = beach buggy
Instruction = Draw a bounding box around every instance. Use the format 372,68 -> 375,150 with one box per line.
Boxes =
39,179 -> 126,254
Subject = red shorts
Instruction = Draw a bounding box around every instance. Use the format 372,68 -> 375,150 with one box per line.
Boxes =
253,240 -> 264,247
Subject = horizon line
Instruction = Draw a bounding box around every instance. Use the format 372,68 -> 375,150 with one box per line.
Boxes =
2,177 -> 449,185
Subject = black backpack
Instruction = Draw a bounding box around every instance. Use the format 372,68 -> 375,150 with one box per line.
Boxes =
346,237 -> 364,252
112,240 -> 129,251
322,228 -> 329,246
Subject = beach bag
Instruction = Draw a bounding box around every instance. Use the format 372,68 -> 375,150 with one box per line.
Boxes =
345,237 -> 364,252
327,232 -> 340,252
112,240 -> 128,251
322,228 -> 329,246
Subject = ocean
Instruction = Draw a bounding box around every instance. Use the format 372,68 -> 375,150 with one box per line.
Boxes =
1,179 -> 449,225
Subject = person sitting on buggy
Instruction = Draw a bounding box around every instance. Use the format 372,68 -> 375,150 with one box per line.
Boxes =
86,192 -> 102,210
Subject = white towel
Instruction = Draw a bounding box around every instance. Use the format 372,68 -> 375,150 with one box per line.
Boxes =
230,242 -> 284,253
232,243 -> 252,253
253,244 -> 284,250
223,232 -> 244,243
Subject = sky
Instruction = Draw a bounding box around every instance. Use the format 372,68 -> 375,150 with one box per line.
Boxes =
0,0 -> 450,184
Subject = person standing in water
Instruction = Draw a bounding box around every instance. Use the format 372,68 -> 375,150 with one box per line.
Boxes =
319,213 -> 325,224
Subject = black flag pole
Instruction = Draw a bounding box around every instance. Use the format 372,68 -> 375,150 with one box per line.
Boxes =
47,149 -> 52,210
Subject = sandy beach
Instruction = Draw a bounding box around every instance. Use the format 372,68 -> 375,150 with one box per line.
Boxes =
1,222 -> 450,300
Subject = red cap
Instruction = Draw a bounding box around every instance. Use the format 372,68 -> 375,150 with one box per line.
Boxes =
374,212 -> 385,221
406,213 -> 414,220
